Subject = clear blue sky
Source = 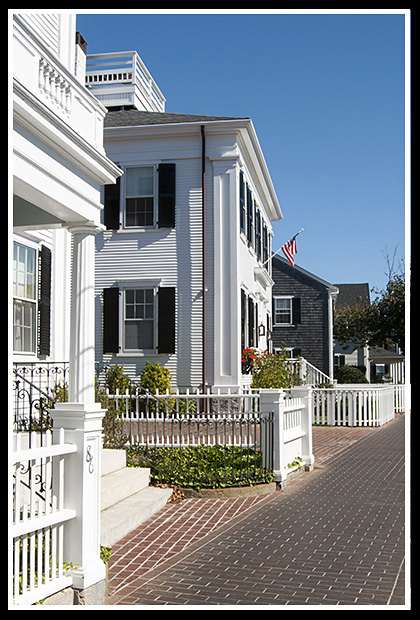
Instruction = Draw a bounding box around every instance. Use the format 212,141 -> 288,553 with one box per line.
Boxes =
76,10 -> 409,297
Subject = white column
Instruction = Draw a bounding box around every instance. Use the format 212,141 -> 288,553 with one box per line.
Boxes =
212,160 -> 240,390
67,222 -> 104,404
327,289 -> 336,381
49,221 -> 106,594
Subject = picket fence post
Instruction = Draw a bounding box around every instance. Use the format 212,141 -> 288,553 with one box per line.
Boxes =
260,389 -> 285,485
290,386 -> 315,470
50,402 -> 106,599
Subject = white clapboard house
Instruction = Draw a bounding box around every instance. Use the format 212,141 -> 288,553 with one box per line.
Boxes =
87,51 -> 283,392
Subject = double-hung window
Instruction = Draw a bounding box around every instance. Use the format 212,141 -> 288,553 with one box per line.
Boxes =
13,242 -> 37,353
274,297 -> 292,325
103,285 -> 176,355
123,287 -> 155,351
273,296 -> 301,326
104,163 -> 176,231
125,166 -> 154,228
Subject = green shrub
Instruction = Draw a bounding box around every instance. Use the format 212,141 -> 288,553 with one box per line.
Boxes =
139,361 -> 172,394
335,364 -> 368,384
139,361 -> 174,412
251,348 -> 302,389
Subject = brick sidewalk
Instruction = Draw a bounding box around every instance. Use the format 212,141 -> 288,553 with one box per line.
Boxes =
106,416 -> 407,607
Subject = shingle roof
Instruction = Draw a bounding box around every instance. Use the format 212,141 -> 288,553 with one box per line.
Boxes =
334,283 -> 370,309
272,255 -> 337,291
104,109 -> 249,128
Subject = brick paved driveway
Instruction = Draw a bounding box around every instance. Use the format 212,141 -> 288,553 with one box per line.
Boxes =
106,415 -> 408,607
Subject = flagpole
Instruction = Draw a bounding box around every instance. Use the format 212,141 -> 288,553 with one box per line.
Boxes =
261,228 -> 304,266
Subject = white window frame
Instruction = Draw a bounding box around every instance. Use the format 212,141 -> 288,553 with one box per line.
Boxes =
119,282 -> 159,354
13,240 -> 38,354
273,296 -> 293,326
122,165 -> 157,230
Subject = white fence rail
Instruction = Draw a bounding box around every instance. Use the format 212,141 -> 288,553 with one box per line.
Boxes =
313,384 -> 397,427
11,429 -> 77,606
285,358 -> 334,386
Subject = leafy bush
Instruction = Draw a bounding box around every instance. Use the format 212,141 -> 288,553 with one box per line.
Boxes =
139,361 -> 172,394
104,364 -> 131,394
250,348 -> 302,389
335,364 -> 368,384
139,361 -> 174,412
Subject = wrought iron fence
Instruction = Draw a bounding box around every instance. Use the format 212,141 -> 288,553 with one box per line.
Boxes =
12,362 -> 69,437
13,370 -> 55,438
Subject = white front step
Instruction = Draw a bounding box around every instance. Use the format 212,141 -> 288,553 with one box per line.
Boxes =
101,467 -> 151,511
100,486 -> 173,547
100,448 -> 173,547
101,448 -> 127,476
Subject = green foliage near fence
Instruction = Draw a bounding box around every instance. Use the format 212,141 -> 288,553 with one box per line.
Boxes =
126,444 -> 275,490
243,347 -> 303,389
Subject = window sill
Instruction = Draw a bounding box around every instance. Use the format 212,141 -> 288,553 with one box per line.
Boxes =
115,352 -> 172,358
273,324 -> 296,328
114,226 -> 175,233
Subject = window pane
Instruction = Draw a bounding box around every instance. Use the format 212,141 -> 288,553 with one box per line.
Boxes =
124,320 -> 153,350
13,299 -> 35,352
13,243 -> 36,300
275,298 -> 292,323
125,197 -> 154,227
126,167 -> 153,196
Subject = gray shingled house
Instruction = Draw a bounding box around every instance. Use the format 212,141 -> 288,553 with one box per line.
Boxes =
271,255 -> 338,380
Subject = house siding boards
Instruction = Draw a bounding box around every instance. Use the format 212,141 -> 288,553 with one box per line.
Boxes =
271,256 -> 334,377
95,157 -> 205,388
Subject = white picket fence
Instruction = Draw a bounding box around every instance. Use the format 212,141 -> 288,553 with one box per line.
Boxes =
312,384 -> 397,427
104,386 -> 314,487
11,429 -> 77,606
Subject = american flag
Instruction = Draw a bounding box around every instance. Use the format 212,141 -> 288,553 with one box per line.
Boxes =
281,234 -> 298,266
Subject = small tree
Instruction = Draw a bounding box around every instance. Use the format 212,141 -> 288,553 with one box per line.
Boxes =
334,273 -> 406,353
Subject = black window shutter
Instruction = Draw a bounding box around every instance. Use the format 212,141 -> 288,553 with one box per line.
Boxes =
103,287 -> 120,353
292,298 -> 301,325
248,297 -> 255,347
158,163 -> 176,228
158,287 -> 176,354
255,302 -> 259,347
104,175 -> 121,230
241,289 -> 247,349
38,245 -> 51,356
239,171 -> 245,232
247,185 -> 253,243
